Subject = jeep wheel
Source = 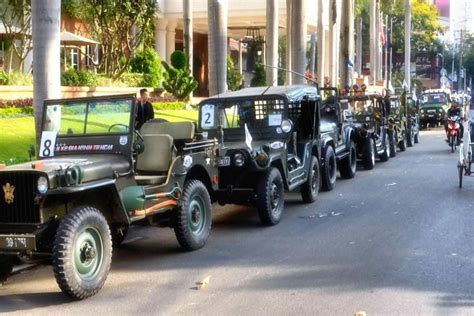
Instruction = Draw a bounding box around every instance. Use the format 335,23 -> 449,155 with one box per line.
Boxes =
257,168 -> 284,226
52,206 -> 112,300
322,146 -> 337,191
0,256 -> 14,284
110,225 -> 128,247
339,141 -> 357,179
399,133 -> 407,152
301,156 -> 320,203
362,138 -> 375,170
389,131 -> 397,158
174,180 -> 212,251
379,133 -> 390,162
407,127 -> 414,147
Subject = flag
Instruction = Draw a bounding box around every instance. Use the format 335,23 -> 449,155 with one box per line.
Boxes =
245,123 -> 253,150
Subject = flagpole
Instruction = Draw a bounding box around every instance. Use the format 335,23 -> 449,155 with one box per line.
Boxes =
384,14 -> 388,85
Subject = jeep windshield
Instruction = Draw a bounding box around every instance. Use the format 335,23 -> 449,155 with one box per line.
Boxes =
40,95 -> 135,157
43,98 -> 133,136
421,93 -> 448,105
199,98 -> 287,140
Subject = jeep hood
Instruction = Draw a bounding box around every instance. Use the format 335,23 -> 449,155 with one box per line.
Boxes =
2,155 -> 131,184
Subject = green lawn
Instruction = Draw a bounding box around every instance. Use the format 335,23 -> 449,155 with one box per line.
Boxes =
0,110 -> 198,164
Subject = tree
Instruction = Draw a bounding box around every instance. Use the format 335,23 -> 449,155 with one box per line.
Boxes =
162,51 -> 198,100
63,0 -> 157,78
380,0 -> 443,67
0,0 -> 32,73
32,0 -> 61,143
226,56 -> 242,91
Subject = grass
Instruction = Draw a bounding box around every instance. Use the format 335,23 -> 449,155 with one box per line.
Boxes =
0,110 -> 198,164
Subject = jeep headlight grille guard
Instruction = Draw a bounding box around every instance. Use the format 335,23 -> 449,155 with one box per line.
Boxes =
0,171 -> 42,224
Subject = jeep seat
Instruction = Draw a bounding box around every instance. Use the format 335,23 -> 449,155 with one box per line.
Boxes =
140,121 -> 195,141
135,134 -> 174,185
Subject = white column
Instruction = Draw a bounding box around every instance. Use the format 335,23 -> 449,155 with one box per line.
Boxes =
317,0 -> 325,86
208,0 -> 228,95
291,0 -> 307,84
166,20 -> 178,64
266,0 -> 278,86
154,17 -> 168,61
238,41 -> 243,75
286,0 -> 292,85
370,0 -> 376,83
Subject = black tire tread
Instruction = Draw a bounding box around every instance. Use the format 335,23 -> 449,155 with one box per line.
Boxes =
321,146 -> 337,191
52,206 -> 112,300
174,180 -> 212,251
301,156 -> 320,203
339,141 -> 357,179
256,168 -> 284,226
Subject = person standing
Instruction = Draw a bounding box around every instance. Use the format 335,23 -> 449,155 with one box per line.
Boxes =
135,88 -> 154,130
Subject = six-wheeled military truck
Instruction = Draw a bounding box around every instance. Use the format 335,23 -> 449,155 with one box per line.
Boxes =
319,87 -> 358,190
339,93 -> 391,170
0,94 -> 219,299
198,85 -> 322,225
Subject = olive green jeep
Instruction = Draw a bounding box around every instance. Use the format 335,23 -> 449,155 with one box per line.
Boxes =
0,94 -> 219,299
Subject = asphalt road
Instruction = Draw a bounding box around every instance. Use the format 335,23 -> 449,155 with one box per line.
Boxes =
2,127 -> 474,315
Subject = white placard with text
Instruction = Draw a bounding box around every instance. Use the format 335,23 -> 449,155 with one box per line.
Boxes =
39,131 -> 57,158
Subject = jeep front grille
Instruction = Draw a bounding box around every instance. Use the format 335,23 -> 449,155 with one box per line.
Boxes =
0,172 -> 41,223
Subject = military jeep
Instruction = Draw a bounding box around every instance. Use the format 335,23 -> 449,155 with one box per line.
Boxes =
198,85 -> 321,226
387,94 -> 407,154
339,93 -> 391,170
319,87 -> 358,190
0,94 -> 219,299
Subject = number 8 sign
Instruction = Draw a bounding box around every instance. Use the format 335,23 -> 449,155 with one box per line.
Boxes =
39,131 -> 58,157
201,104 -> 215,128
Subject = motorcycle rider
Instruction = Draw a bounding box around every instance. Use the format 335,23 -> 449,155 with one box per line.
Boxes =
445,98 -> 464,141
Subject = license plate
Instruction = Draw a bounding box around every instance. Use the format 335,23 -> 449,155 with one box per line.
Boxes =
428,114 -> 434,117
218,156 -> 231,167
0,234 -> 36,251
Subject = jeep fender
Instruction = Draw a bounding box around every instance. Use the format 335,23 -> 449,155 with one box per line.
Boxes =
184,164 -> 216,196
321,135 -> 335,154
343,127 -> 356,151
269,158 -> 289,190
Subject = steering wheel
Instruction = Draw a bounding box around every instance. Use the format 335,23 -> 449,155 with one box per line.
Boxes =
133,129 -> 145,154
108,123 -> 129,132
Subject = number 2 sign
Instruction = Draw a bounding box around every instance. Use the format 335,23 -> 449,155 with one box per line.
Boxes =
201,104 -> 215,128
39,131 -> 58,157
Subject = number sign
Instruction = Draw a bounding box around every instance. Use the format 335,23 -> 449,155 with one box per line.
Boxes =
39,131 -> 57,157
201,104 -> 215,128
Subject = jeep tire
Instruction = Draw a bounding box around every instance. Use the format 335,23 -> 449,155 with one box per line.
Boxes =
362,138 -> 375,170
339,141 -> 357,179
174,180 -> 212,251
0,256 -> 14,284
379,133 -> 390,162
256,168 -> 284,226
399,133 -> 407,152
52,206 -> 112,300
301,156 -> 320,203
389,131 -> 397,158
322,146 -> 337,191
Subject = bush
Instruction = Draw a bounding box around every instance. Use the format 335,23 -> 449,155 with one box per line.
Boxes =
129,48 -> 162,87
61,69 -> 99,87
0,98 -> 33,108
162,51 -> 198,100
0,70 -> 9,85
119,73 -> 150,87
170,50 -> 187,70
227,56 -> 243,91
152,101 -> 186,111
251,63 -> 266,87
0,106 -> 33,118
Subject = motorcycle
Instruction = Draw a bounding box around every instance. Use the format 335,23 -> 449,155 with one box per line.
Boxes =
447,115 -> 461,153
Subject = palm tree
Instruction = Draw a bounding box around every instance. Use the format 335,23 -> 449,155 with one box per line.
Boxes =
207,0 -> 227,95
31,0 -> 61,143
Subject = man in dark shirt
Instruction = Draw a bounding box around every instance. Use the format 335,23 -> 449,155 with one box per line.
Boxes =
445,99 -> 463,139
135,88 -> 154,130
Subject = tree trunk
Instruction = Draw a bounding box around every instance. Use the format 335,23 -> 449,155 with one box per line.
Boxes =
32,0 -> 61,144
207,0 -> 228,95
265,0 -> 278,86
291,0 -> 306,84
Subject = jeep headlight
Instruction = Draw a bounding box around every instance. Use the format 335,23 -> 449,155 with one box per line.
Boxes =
280,119 -> 293,134
233,152 -> 245,167
37,176 -> 48,193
